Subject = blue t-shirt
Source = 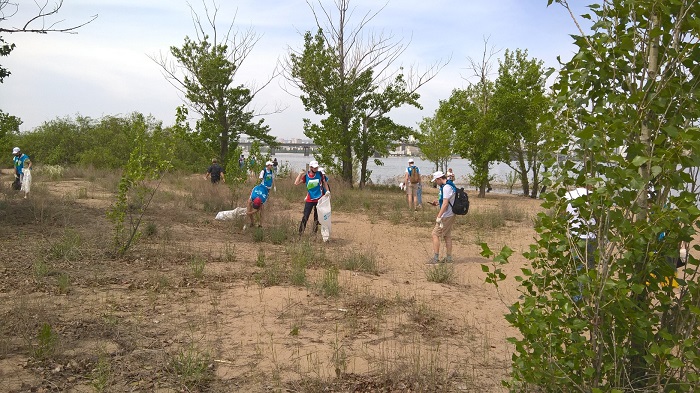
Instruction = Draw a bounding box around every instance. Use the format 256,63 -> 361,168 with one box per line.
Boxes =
13,154 -> 29,175
260,168 -> 274,188
250,184 -> 269,204
305,171 -> 323,202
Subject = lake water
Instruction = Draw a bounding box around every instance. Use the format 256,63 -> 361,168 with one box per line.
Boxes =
270,152 -> 517,188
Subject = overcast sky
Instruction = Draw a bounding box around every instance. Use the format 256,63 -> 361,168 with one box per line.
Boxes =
1,0 -> 590,139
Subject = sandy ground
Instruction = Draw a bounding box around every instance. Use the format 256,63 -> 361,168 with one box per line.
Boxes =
0,168 -> 542,392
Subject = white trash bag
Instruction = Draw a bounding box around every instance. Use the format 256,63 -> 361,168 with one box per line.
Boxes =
215,207 -> 247,221
21,170 -> 32,197
317,193 -> 332,242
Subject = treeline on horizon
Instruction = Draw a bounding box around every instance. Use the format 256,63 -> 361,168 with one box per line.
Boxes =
2,112 -> 229,174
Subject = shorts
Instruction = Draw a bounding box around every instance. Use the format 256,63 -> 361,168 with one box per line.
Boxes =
407,182 -> 418,197
432,215 -> 456,238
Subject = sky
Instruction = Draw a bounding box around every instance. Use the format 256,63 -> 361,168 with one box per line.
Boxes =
1,0 -> 590,140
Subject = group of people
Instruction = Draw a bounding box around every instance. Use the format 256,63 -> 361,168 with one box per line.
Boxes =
403,158 -> 459,264
206,156 -> 330,234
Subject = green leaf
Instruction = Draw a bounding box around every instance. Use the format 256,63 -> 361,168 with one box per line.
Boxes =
632,155 -> 647,167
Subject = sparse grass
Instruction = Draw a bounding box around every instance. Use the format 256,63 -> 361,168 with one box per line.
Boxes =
425,263 -> 455,284
190,256 -> 206,279
465,203 -> 528,230
319,266 -> 340,297
33,258 -> 50,279
340,250 -> 379,275
57,273 -> 71,294
255,256 -> 285,287
290,253 -> 307,286
90,350 -> 112,392
169,343 -> 213,391
221,242 -> 236,262
31,322 -> 58,360
143,221 -> 158,237
288,239 -> 328,269
252,226 -> 265,242
47,229 -> 82,262
256,248 -> 266,267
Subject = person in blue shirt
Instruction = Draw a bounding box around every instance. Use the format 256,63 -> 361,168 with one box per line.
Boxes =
259,161 -> 275,191
245,183 -> 269,229
294,160 -> 328,234
427,171 -> 456,264
12,147 -> 31,190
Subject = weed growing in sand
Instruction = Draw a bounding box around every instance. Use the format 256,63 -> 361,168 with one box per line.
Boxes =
426,264 -> 454,284
252,227 -> 265,242
33,259 -> 50,279
143,221 -> 158,237
256,257 -> 284,287
288,240 -> 327,269
319,266 -> 340,297
47,229 -> 82,262
340,250 -> 379,275
290,255 -> 307,286
388,209 -> 403,225
222,242 -> 236,262
90,351 -> 112,392
256,248 -> 266,267
189,257 -> 206,279
31,323 -> 58,360
170,344 -> 213,391
57,273 -> 71,294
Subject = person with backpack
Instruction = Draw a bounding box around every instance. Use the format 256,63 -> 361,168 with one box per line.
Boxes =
428,170 -> 456,264
204,158 -> 225,184
295,160 -> 329,235
259,161 -> 275,191
404,158 -> 421,211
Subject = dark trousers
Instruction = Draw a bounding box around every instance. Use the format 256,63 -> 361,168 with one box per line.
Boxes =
299,201 -> 319,234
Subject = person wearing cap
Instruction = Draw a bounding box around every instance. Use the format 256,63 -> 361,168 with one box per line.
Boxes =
12,147 -> 31,189
428,170 -> 457,264
404,158 -> 421,211
259,160 -> 275,191
272,157 -> 279,173
204,158 -> 225,184
245,183 -> 270,229
295,160 -> 329,234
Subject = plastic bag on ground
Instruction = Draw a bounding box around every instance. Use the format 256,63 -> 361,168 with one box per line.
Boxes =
317,193 -> 332,242
215,207 -> 247,221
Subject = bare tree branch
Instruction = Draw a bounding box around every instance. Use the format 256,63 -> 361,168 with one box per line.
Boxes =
0,0 -> 97,34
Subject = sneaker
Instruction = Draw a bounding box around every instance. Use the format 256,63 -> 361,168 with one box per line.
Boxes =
442,256 -> 453,263
426,257 -> 439,265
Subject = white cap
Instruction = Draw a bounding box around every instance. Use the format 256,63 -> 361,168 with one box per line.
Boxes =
408,158 -> 414,163
12,147 -> 20,154
309,160 -> 319,168
431,171 -> 445,182
266,161 -> 273,165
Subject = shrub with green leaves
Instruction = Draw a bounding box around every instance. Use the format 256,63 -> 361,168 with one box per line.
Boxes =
482,2 -> 700,391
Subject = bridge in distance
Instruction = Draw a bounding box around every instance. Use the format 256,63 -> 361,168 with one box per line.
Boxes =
238,141 -> 418,156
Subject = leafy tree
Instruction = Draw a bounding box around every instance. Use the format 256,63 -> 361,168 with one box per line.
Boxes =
151,1 -> 277,168
0,109 -> 21,155
416,111 -> 453,173
285,0 -> 441,186
0,36 -> 15,83
491,49 -> 550,198
483,1 -> 700,391
440,43 -> 507,197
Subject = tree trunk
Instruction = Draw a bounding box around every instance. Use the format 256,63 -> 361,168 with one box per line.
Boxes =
629,11 -> 659,388
359,157 -> 368,189
517,150 -> 530,197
